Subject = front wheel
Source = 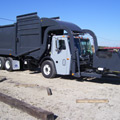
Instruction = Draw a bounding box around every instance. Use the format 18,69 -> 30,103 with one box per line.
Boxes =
41,60 -> 56,78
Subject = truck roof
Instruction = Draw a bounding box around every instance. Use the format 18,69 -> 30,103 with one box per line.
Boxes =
41,18 -> 81,33
17,12 -> 81,33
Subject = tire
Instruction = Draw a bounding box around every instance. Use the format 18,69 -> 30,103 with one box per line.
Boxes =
5,58 -> 13,71
0,57 -> 5,70
41,60 -> 56,78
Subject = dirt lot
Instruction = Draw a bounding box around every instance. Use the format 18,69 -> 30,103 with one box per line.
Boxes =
0,70 -> 120,120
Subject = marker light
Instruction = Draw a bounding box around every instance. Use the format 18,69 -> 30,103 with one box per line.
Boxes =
72,73 -> 74,76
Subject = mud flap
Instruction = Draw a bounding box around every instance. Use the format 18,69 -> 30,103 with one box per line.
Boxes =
12,60 -> 20,70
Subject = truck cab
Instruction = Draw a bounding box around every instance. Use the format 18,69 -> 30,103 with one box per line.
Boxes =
41,35 -> 93,78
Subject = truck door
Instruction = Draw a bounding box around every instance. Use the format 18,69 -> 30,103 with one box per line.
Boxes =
51,36 -> 71,75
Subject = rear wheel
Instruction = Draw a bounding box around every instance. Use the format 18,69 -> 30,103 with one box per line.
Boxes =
0,57 -> 5,70
41,60 -> 56,78
5,58 -> 13,71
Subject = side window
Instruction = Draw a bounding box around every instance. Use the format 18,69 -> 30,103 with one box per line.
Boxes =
56,40 -> 66,50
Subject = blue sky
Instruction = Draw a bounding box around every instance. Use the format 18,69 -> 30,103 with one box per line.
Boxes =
0,0 -> 120,46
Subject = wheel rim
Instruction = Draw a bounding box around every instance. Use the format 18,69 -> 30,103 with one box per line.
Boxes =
0,60 -> 1,68
5,60 -> 11,69
43,64 -> 51,75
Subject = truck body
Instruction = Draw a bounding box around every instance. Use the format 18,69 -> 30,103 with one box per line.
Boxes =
0,12 -> 120,78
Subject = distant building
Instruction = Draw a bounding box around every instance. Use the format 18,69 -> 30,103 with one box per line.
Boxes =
104,47 -> 120,49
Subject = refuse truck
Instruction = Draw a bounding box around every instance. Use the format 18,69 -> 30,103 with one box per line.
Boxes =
0,12 -> 120,78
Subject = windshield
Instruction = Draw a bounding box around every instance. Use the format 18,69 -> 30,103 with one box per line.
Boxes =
74,38 -> 92,56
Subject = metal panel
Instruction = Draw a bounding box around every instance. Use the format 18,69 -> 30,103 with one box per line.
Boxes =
18,29 -> 40,35
20,35 -> 39,48
93,51 -> 120,71
17,13 -> 41,56
18,24 -> 39,30
0,24 -> 16,56
17,19 -> 40,26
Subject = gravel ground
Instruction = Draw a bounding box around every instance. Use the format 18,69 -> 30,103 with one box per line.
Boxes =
0,70 -> 120,120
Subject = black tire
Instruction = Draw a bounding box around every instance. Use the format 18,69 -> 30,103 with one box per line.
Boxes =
5,57 -> 13,71
0,57 -> 5,70
41,60 -> 56,78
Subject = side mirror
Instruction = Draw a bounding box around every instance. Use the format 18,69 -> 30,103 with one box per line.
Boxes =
56,40 -> 60,49
56,40 -> 61,52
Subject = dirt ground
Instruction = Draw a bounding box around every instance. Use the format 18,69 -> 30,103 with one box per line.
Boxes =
0,70 -> 120,120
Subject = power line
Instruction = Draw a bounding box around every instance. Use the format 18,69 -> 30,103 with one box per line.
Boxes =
97,36 -> 119,41
83,34 -> 119,41
0,17 -> 15,22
